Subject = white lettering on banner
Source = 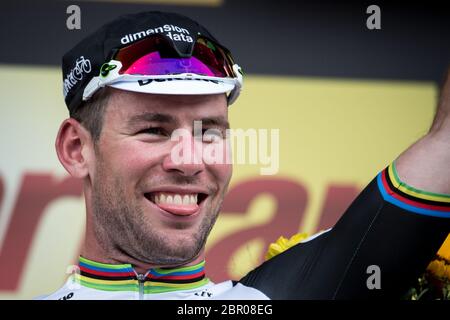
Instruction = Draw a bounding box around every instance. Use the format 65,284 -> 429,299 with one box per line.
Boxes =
63,56 -> 92,97
120,24 -> 193,45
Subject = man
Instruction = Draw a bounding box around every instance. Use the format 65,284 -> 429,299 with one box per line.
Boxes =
41,11 -> 449,299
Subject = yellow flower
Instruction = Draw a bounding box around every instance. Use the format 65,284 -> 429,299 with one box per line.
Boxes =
427,259 -> 450,281
437,234 -> 450,261
426,234 -> 450,282
265,233 -> 309,260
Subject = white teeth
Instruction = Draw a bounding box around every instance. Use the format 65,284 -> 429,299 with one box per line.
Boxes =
152,193 -> 199,206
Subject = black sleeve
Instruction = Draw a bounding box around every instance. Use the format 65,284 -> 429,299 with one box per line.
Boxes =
238,163 -> 450,299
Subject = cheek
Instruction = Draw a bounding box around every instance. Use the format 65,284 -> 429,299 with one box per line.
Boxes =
98,141 -> 169,180
211,163 -> 233,188
205,140 -> 233,186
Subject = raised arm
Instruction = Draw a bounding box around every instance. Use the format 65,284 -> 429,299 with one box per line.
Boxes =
239,67 -> 450,299
395,68 -> 450,195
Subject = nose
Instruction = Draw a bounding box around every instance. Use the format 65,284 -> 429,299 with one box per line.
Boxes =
162,132 -> 205,176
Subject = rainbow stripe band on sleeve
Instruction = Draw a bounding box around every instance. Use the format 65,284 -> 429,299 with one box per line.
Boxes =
377,162 -> 450,218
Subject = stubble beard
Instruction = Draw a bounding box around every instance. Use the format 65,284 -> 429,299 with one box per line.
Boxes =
90,161 -> 224,266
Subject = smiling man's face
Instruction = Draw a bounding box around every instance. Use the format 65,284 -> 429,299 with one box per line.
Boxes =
87,89 -> 232,266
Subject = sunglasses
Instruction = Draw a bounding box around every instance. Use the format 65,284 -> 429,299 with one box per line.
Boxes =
83,35 -> 243,104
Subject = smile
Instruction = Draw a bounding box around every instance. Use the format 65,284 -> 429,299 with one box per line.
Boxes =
144,191 -> 208,216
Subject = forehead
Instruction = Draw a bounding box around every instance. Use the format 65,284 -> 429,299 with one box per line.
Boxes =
104,89 -> 228,124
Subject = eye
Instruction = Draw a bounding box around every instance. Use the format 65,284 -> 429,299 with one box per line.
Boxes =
137,127 -> 168,136
202,128 -> 223,143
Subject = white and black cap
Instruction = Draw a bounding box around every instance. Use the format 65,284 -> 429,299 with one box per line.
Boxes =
62,11 -> 242,115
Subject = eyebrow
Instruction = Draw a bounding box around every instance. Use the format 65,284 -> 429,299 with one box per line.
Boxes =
200,117 -> 230,130
126,112 -> 229,129
127,112 -> 178,127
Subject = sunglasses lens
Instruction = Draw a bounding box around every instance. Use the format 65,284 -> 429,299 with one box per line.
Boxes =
114,35 -> 235,78
123,51 -> 218,76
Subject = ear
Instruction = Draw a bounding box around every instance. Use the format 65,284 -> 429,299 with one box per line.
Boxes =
55,118 -> 94,179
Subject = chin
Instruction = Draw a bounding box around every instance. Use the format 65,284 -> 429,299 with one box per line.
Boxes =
164,233 -> 204,257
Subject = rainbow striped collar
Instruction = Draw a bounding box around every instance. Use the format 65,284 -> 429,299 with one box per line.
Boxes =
77,256 -> 209,294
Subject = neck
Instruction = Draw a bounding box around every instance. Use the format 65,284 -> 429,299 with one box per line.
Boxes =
81,222 -> 206,273
82,194 -> 205,273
